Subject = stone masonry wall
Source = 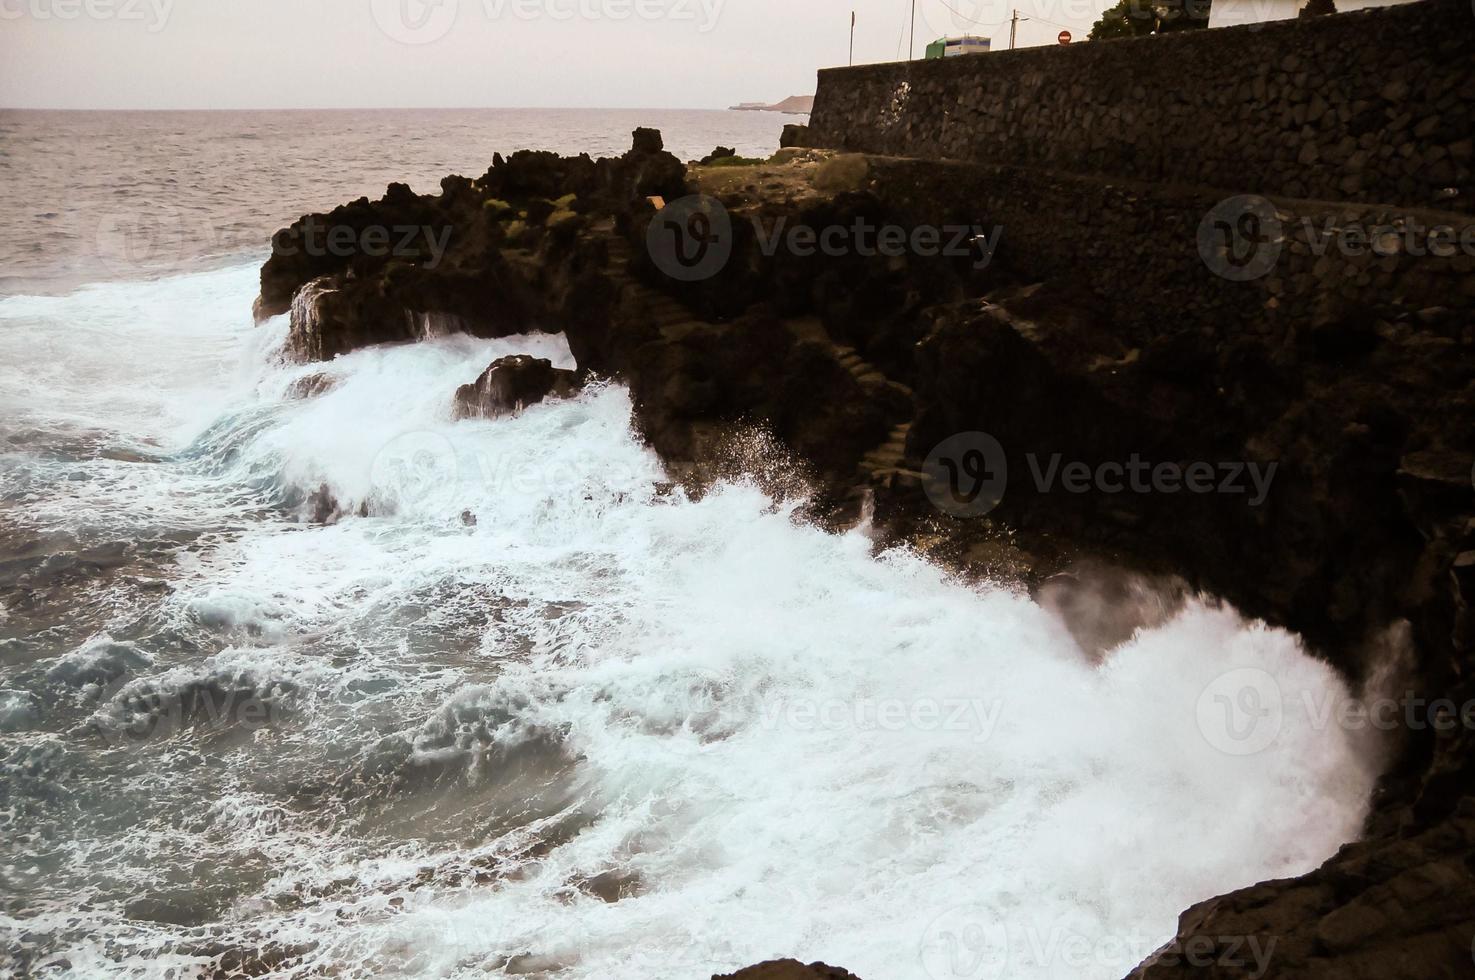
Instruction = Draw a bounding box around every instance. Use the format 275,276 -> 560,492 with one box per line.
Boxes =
807,0 -> 1475,215
863,157 -> 1475,346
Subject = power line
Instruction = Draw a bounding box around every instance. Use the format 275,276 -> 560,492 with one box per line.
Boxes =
932,0 -> 1088,33
933,0 -> 1006,28
1026,11 -> 1090,31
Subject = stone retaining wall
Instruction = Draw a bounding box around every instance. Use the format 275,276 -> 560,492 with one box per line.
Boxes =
808,0 -> 1475,215
862,157 -> 1475,346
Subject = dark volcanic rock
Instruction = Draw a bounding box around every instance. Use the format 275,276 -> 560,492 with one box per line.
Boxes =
698,146 -> 737,165
714,961 -> 863,980
1127,797 -> 1475,978
256,131 -> 690,361
780,123 -> 809,148
284,371 -> 336,399
630,126 -> 664,155
453,355 -> 581,419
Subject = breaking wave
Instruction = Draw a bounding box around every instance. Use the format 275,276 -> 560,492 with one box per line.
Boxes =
0,263 -> 1377,979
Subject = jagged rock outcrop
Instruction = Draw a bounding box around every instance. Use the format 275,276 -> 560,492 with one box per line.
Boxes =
453,355 -> 581,419
1127,802 -> 1475,977
906,289 -> 1472,667
256,134 -> 688,361
697,146 -> 738,165
779,123 -> 809,148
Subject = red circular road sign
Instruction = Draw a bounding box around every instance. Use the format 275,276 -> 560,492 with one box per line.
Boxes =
1058,30 -> 1072,43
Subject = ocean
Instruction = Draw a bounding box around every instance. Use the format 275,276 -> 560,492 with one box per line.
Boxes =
0,108 -> 1375,979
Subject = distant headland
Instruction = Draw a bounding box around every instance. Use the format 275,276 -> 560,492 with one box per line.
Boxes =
728,95 -> 814,114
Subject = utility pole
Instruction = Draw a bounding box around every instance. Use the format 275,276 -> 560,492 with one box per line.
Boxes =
850,10 -> 856,66
910,0 -> 917,60
1009,9 -> 1019,49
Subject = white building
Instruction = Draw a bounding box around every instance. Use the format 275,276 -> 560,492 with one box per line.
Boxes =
1208,0 -> 1414,29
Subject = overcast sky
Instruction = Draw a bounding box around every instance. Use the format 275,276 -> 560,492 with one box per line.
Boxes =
0,0 -> 1111,110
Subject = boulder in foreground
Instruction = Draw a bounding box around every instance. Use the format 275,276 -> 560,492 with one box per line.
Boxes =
714,960 -> 863,980
453,355 -> 581,419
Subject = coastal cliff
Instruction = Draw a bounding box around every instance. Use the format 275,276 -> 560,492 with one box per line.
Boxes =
256,128 -> 1474,977
254,6 -> 1475,974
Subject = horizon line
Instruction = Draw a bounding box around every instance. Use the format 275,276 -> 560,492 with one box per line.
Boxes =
0,103 -> 816,114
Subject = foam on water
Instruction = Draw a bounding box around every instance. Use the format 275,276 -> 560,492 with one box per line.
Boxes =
0,265 -> 269,448
0,264 -> 1378,979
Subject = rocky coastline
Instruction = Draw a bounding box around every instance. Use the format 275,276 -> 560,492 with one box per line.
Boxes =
256,126 -> 1475,977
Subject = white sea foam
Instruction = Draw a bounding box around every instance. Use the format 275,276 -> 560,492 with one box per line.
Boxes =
2,264 -> 1378,979
0,265 -> 273,449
